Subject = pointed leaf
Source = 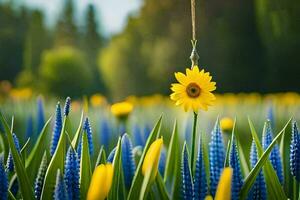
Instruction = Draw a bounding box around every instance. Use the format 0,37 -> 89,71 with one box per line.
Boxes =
0,112 -> 35,200
80,131 -> 92,200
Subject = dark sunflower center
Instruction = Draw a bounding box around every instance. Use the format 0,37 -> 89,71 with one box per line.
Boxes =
186,83 -> 201,98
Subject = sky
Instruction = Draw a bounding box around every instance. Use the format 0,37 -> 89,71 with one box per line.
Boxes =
21,0 -> 143,36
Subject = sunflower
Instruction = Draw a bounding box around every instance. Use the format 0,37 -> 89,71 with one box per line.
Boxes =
170,66 -> 216,112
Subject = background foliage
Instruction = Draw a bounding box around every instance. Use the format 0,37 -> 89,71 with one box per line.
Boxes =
0,0 -> 299,99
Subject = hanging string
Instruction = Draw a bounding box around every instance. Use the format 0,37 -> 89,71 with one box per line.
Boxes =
191,0 -> 196,41
190,0 -> 199,68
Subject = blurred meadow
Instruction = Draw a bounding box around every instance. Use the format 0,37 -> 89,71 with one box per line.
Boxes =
0,0 -> 300,200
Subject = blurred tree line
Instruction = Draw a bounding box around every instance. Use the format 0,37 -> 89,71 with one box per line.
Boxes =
0,0 -> 106,97
0,0 -> 299,99
100,0 -> 300,99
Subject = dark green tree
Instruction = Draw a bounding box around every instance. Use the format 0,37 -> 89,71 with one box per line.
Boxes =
82,4 -> 106,94
54,0 -> 78,46
17,10 -> 50,87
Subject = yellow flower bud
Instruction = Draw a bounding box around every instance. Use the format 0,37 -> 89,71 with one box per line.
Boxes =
215,167 -> 233,200
220,117 -> 234,133
142,138 -> 163,181
204,195 -> 213,200
87,164 -> 113,200
110,101 -> 133,119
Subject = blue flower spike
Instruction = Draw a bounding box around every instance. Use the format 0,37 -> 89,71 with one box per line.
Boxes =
99,119 -> 111,151
83,117 -> 94,156
121,133 -> 136,189
37,96 -> 45,135
54,169 -> 68,200
64,146 -> 80,200
290,121 -> 300,181
50,102 -> 62,156
107,147 -> 116,163
209,119 -> 225,196
180,142 -> 194,200
0,154 -> 8,200
6,133 -> 21,172
194,138 -> 207,200
248,140 -> 267,200
64,97 -> 71,116
262,120 -> 283,184
34,152 -> 48,200
229,138 -> 243,200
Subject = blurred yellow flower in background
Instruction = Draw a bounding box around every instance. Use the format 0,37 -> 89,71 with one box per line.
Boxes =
215,167 -> 233,200
90,93 -> 106,107
170,66 -> 216,112
10,87 -> 32,100
111,101 -> 133,119
220,117 -> 234,132
142,138 -> 163,181
87,163 -> 113,200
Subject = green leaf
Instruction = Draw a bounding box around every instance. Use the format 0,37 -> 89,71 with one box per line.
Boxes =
127,116 -> 162,200
156,173 -> 170,200
25,117 -> 52,183
239,118 -> 291,200
20,138 -> 30,163
108,137 -> 125,200
163,120 -> 179,189
279,123 -> 293,197
80,132 -> 92,200
0,112 -> 35,200
40,117 -> 68,200
139,166 -> 153,200
224,118 -> 236,167
8,190 -> 17,200
201,131 -> 210,193
71,111 -> 84,149
94,146 -> 106,170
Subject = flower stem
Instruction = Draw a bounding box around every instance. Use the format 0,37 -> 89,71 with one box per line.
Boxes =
191,111 -> 198,176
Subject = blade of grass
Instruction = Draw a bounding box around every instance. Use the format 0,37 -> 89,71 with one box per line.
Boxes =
127,116 -> 162,200
40,117 -> 68,200
0,112 -> 35,200
80,132 -> 92,200
25,117 -> 52,183
239,118 -> 291,200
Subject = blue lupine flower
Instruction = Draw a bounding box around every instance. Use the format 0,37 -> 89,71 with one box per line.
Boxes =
6,133 -> 21,172
25,115 -> 33,139
83,117 -> 94,156
290,121 -> 300,181
158,146 -> 166,176
64,147 -> 80,200
262,120 -> 283,183
54,170 -> 68,200
180,143 -> 193,200
132,124 -> 144,146
64,97 -> 71,116
121,134 -> 136,189
50,102 -> 62,156
107,147 -> 116,163
229,139 -> 243,200
37,97 -> 45,135
209,120 -> 225,196
99,119 -> 111,151
0,154 -> 8,200
34,153 -> 48,200
194,139 -> 207,200
248,141 -> 267,200
10,176 -> 19,196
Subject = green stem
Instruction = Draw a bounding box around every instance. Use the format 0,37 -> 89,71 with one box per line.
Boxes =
191,111 -> 198,176
293,177 -> 299,200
